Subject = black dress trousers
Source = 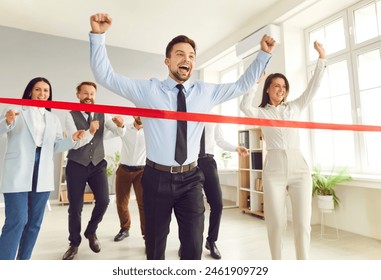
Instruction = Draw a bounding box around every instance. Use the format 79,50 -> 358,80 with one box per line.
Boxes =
66,159 -> 110,246
198,156 -> 223,243
142,165 -> 205,260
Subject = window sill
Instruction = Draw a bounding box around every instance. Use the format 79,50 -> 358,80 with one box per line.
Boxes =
336,174 -> 381,190
218,168 -> 238,173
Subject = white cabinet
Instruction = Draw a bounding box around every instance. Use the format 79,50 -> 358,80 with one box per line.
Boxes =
218,169 -> 239,208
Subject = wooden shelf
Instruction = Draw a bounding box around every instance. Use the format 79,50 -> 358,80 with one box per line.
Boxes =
58,190 -> 94,205
238,127 -> 265,219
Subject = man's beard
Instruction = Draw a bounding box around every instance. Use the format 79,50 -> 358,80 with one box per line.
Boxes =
80,98 -> 94,104
171,69 -> 190,82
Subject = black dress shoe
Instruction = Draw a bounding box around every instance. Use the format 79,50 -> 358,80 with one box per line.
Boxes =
62,246 -> 78,260
85,233 -> 101,253
205,240 -> 221,259
114,229 -> 129,242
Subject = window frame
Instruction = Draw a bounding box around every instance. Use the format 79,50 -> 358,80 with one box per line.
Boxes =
348,0 -> 381,50
351,41 -> 381,173
304,11 -> 350,63
305,0 -> 381,176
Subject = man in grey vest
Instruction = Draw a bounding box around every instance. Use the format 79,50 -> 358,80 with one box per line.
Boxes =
62,81 -> 125,260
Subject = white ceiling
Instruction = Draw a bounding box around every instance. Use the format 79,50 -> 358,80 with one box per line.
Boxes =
0,0 -> 360,69
0,0 -> 281,55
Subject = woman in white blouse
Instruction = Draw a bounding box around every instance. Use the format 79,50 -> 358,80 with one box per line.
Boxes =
0,77 -> 84,260
240,42 -> 326,260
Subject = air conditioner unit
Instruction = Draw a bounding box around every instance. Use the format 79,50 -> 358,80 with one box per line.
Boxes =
235,24 -> 281,59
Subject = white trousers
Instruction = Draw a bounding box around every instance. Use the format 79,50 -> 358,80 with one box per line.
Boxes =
262,149 -> 312,260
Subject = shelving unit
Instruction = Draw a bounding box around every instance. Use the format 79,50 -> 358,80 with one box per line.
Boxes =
238,127 -> 266,219
57,151 -> 95,205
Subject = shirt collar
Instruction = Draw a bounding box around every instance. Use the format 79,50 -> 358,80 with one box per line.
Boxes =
39,108 -> 46,115
29,106 -> 45,115
265,101 -> 287,109
164,77 -> 191,93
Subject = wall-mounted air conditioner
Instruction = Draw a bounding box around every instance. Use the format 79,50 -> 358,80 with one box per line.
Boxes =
235,24 -> 281,59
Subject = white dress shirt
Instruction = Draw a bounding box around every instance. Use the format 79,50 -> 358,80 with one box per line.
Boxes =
120,122 -> 146,166
240,59 -> 327,150
204,123 -> 236,155
30,107 -> 46,147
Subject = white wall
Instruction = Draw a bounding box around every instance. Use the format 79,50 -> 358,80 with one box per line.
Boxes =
0,26 -> 171,202
311,182 -> 381,240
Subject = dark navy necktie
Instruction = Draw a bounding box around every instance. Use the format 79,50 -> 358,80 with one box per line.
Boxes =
85,112 -> 92,125
198,128 -> 206,158
175,84 -> 187,165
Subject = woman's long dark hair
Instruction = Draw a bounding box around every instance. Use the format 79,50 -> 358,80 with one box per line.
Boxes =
259,73 -> 289,108
21,77 -> 53,111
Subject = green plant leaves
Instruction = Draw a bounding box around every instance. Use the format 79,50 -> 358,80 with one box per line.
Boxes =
312,166 -> 352,209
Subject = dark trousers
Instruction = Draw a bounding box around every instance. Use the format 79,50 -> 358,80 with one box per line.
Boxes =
65,159 -> 110,247
142,165 -> 205,260
115,164 -> 145,236
198,156 -> 223,243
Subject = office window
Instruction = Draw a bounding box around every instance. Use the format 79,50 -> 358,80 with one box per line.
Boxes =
308,18 -> 346,60
215,65 -> 241,167
353,0 -> 381,44
355,47 -> 381,171
306,0 -> 381,175
310,58 -> 356,169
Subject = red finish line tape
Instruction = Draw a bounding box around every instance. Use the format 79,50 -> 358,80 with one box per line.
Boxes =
1,97 -> 381,132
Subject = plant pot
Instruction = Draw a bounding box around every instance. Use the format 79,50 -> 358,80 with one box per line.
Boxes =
223,159 -> 231,168
108,174 -> 116,195
317,195 -> 334,213
109,194 -> 116,204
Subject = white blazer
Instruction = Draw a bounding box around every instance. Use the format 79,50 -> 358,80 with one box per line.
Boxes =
0,106 -> 75,193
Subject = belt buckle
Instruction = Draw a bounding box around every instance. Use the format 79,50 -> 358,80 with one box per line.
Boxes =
170,165 -> 183,174
170,166 -> 177,174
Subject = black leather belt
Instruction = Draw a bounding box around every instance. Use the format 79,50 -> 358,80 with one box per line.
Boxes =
121,164 -> 145,172
146,158 -> 197,174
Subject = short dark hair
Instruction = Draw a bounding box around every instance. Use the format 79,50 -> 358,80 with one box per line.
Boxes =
76,81 -> 97,93
165,35 -> 196,58
21,77 -> 53,111
259,73 -> 290,108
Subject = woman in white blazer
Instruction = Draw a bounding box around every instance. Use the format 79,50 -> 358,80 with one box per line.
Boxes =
240,42 -> 326,260
0,77 -> 84,260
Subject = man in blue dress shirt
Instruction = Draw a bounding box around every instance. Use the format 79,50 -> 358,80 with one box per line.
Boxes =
89,13 -> 275,260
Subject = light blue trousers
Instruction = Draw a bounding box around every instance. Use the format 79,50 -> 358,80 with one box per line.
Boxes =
0,147 -> 50,260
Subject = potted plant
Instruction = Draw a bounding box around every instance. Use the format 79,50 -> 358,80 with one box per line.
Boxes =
221,150 -> 232,168
312,166 -> 352,212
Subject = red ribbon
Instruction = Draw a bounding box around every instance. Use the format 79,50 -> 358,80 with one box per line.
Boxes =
1,97 -> 381,132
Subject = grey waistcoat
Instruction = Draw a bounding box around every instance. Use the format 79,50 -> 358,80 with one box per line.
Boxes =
67,111 -> 105,166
